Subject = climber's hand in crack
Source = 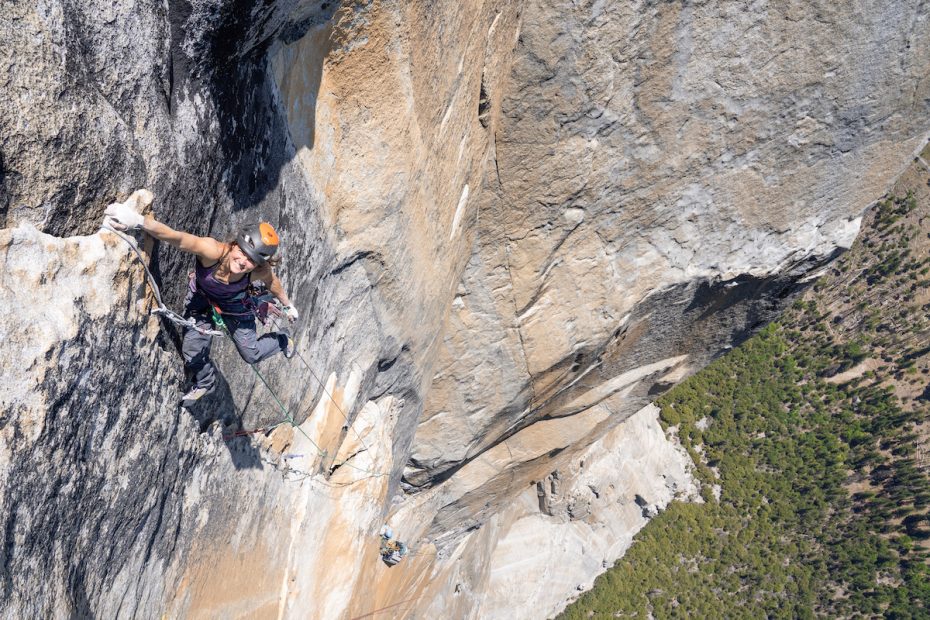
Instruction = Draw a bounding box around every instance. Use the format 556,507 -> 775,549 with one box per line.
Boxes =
103,190 -> 153,231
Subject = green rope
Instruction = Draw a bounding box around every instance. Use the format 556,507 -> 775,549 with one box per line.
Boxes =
212,308 -> 389,481
267,316 -> 377,458
249,357 -> 326,454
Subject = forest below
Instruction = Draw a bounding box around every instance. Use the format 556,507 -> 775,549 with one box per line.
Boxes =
559,160 -> 930,618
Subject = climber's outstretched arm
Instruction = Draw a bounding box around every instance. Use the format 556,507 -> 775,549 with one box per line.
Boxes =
104,192 -> 223,263
142,215 -> 225,262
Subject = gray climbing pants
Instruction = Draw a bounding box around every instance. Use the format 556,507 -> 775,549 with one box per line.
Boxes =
182,313 -> 285,391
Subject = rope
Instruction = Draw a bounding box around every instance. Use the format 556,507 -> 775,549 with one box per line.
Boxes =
268,315 -> 377,459
210,309 -> 324,462
222,424 -> 284,440
212,309 -> 389,482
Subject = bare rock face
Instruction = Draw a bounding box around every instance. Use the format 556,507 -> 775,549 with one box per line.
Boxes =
1,0 -> 522,617
482,404 -> 699,619
0,1 -> 172,234
409,0 -> 930,547
1,0 -> 929,619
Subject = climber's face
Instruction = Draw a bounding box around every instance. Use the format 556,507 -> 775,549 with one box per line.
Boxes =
228,244 -> 257,275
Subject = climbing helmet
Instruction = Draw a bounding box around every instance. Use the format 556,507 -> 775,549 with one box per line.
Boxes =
237,222 -> 279,266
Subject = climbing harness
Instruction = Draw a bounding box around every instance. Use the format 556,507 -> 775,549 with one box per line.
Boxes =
102,224 -> 223,336
187,262 -> 284,325
379,525 -> 409,567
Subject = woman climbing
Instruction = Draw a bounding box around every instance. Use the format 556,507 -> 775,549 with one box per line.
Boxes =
104,198 -> 299,407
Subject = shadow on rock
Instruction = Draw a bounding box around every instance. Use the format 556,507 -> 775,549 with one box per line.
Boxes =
183,0 -> 339,218
181,368 -> 263,470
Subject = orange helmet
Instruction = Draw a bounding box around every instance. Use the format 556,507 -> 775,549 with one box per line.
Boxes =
237,222 -> 279,265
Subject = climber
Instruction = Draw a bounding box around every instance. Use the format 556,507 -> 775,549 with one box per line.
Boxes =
379,525 -> 408,567
103,197 -> 299,407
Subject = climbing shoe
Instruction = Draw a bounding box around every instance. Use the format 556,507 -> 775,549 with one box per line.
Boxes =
281,333 -> 296,359
181,385 -> 213,408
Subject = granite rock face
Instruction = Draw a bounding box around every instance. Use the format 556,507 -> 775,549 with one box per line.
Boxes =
1,0 -> 929,618
409,0 -> 930,550
481,404 -> 699,619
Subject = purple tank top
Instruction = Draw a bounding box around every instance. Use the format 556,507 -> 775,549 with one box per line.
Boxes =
194,260 -> 249,308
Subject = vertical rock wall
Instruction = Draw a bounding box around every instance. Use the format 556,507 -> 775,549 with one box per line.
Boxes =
2,0 -> 930,618
1,0 -> 524,617
409,0 -> 930,548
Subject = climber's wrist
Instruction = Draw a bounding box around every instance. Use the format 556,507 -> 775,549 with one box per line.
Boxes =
141,213 -> 156,233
